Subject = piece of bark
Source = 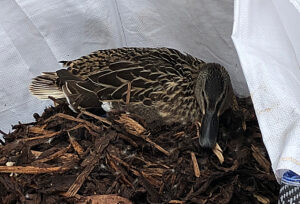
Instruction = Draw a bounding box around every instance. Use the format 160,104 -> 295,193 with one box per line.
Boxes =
190,152 -> 200,177
115,114 -> 146,136
0,165 -> 72,174
33,145 -> 71,164
253,193 -> 270,204
80,110 -> 112,126
77,194 -> 132,204
213,143 -> 224,164
126,82 -> 131,105
21,131 -> 62,142
68,133 -> 84,157
251,145 -> 270,173
44,113 -> 102,132
28,126 -> 54,135
63,133 -> 114,197
140,134 -> 170,156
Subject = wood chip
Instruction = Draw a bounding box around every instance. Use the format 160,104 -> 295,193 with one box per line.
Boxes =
21,131 -> 62,142
242,120 -> 247,131
169,200 -> 184,204
173,131 -> 185,139
107,154 -> 133,187
31,150 -> 78,163
0,165 -> 71,174
77,194 -> 132,204
118,133 -> 138,148
126,82 -> 131,104
45,113 -> 102,132
80,110 -> 112,126
33,145 -> 71,163
253,193 -> 270,204
109,154 -> 140,176
68,133 -> 84,157
28,126 -> 53,134
251,145 -> 270,173
212,143 -> 224,164
62,162 -> 97,197
115,114 -> 146,136
116,115 -> 170,155
190,152 -> 200,177
67,123 -> 99,137
63,134 -> 113,197
141,134 -> 170,156
193,121 -> 201,140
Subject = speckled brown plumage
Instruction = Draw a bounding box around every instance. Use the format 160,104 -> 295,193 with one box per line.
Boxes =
30,47 -> 235,148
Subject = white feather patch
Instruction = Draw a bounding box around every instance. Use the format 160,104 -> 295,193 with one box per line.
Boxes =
101,102 -> 113,112
29,72 -> 64,99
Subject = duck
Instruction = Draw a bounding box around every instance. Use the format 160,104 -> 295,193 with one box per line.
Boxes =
29,47 -> 235,148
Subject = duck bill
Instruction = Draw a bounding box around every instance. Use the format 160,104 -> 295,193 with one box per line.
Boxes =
199,110 -> 219,148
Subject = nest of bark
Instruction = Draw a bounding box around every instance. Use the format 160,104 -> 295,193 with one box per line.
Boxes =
0,98 -> 279,204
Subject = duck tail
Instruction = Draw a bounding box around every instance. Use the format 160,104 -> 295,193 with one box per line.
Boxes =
29,72 -> 65,99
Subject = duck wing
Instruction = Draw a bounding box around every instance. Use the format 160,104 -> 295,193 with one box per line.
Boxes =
31,48 -> 204,121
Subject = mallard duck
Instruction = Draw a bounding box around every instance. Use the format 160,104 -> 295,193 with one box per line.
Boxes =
30,47 -> 234,148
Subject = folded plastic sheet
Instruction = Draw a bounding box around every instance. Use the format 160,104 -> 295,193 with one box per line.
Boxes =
0,0 -> 246,134
232,0 -> 300,180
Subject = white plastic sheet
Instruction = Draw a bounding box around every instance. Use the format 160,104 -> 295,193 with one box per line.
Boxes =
232,0 -> 300,180
0,0 -> 246,135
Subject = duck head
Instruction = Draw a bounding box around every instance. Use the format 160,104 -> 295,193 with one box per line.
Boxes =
195,63 -> 233,148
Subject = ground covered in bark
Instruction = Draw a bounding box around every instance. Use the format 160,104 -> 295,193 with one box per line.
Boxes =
0,98 -> 279,204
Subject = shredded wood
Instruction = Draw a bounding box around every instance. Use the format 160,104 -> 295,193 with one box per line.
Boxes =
28,126 -> 53,134
0,165 -> 71,174
253,193 -> 270,204
251,144 -> 271,173
115,113 -> 146,135
32,145 -> 71,164
193,121 -> 201,140
213,143 -> 224,164
190,152 -> 200,177
21,131 -> 62,142
80,110 -> 112,126
140,134 -> 170,156
64,134 -> 114,197
126,81 -> 132,104
68,133 -> 84,157
0,98 -> 279,203
31,150 -> 78,162
169,200 -> 184,204
45,113 -> 102,132
77,194 -> 132,204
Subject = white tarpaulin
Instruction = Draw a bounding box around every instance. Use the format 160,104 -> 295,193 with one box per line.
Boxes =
232,0 -> 300,180
0,0 -> 299,181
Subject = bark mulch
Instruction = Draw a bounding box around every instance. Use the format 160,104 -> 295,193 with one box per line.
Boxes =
0,98 -> 279,204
